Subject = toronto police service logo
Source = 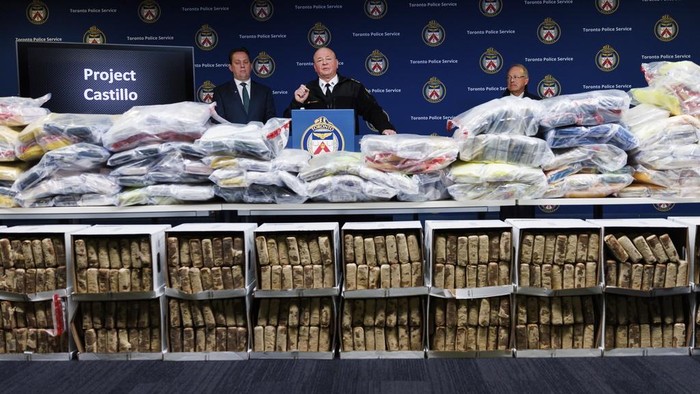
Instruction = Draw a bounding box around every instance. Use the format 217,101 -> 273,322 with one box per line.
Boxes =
138,0 -> 160,24
422,20 -> 445,47
595,0 -> 619,15
197,81 -> 216,103
253,52 -> 275,78
302,116 -> 345,155
83,26 -> 107,44
251,0 -> 274,22
423,77 -> 446,103
366,50 -> 389,77
480,0 -> 502,17
308,22 -> 331,48
537,75 -> 561,98
595,44 -> 619,72
26,0 -> 49,25
655,15 -> 679,42
538,17 -> 560,44
365,0 -> 387,19
479,47 -> 503,74
195,24 -> 218,51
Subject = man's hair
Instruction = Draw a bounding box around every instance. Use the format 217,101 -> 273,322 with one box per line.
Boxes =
509,63 -> 529,77
228,47 -> 250,63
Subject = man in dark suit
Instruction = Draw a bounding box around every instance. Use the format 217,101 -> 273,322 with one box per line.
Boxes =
283,47 -> 396,135
213,47 -> 276,124
502,64 -> 541,100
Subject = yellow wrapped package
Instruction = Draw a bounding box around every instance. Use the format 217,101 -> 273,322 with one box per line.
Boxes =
628,87 -> 682,116
0,126 -> 20,161
15,116 -> 47,161
0,162 -> 29,182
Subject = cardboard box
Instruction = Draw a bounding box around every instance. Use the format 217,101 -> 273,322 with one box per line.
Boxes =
588,218 -> 690,296
249,296 -> 336,359
253,222 -> 340,297
72,297 -> 165,360
0,224 -> 90,300
70,225 -> 170,300
507,219 -> 603,296
338,295 -> 425,359
341,221 -> 428,298
425,220 -> 513,299
164,223 -> 256,299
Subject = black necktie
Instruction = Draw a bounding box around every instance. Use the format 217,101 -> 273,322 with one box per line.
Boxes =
240,82 -> 250,113
324,82 -> 332,98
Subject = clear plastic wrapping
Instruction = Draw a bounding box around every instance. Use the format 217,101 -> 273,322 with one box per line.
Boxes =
0,126 -> 19,161
448,96 -> 543,138
632,60 -> 700,116
361,134 -> 458,174
544,173 -> 634,198
14,172 -> 120,207
632,164 -> 700,188
0,94 -> 51,127
458,134 -> 554,167
628,114 -> 700,150
203,148 -> 310,173
102,101 -> 213,152
33,113 -> 115,151
621,103 -> 670,130
448,161 -> 547,185
397,171 -> 452,202
195,117 -> 290,160
543,144 -> 627,173
299,151 -> 417,194
631,144 -> 700,170
305,174 -> 397,202
15,118 -> 46,162
12,142 -> 111,192
215,184 -> 307,204
539,89 -> 630,128
0,162 -> 28,182
544,123 -> 638,151
447,181 -> 547,200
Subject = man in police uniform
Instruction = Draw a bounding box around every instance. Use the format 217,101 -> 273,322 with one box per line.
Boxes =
501,64 -> 540,100
284,47 -> 397,135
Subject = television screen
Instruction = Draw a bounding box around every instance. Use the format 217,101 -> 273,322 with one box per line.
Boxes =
16,41 -> 195,114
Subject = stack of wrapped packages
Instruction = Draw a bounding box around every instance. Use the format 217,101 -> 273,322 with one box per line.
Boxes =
0,94 -> 52,207
196,118 -> 309,203
103,102 -> 215,206
619,60 -> 700,197
358,134 -> 458,202
540,90 -> 637,198
447,96 -> 551,200
9,99 -> 121,207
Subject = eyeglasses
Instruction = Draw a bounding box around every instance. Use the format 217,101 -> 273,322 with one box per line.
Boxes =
507,75 -> 527,81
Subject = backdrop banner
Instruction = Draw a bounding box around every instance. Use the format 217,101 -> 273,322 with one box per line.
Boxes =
4,0 -> 698,136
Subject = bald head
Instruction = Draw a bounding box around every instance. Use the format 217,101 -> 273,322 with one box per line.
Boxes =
313,47 -> 339,82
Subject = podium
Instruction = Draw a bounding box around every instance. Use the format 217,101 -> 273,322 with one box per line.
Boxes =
291,109 -> 356,155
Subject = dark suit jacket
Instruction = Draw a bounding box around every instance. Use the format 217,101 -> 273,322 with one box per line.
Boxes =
213,80 -> 276,124
501,89 -> 541,100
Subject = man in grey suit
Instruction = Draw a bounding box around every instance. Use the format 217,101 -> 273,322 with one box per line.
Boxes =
213,47 -> 276,124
